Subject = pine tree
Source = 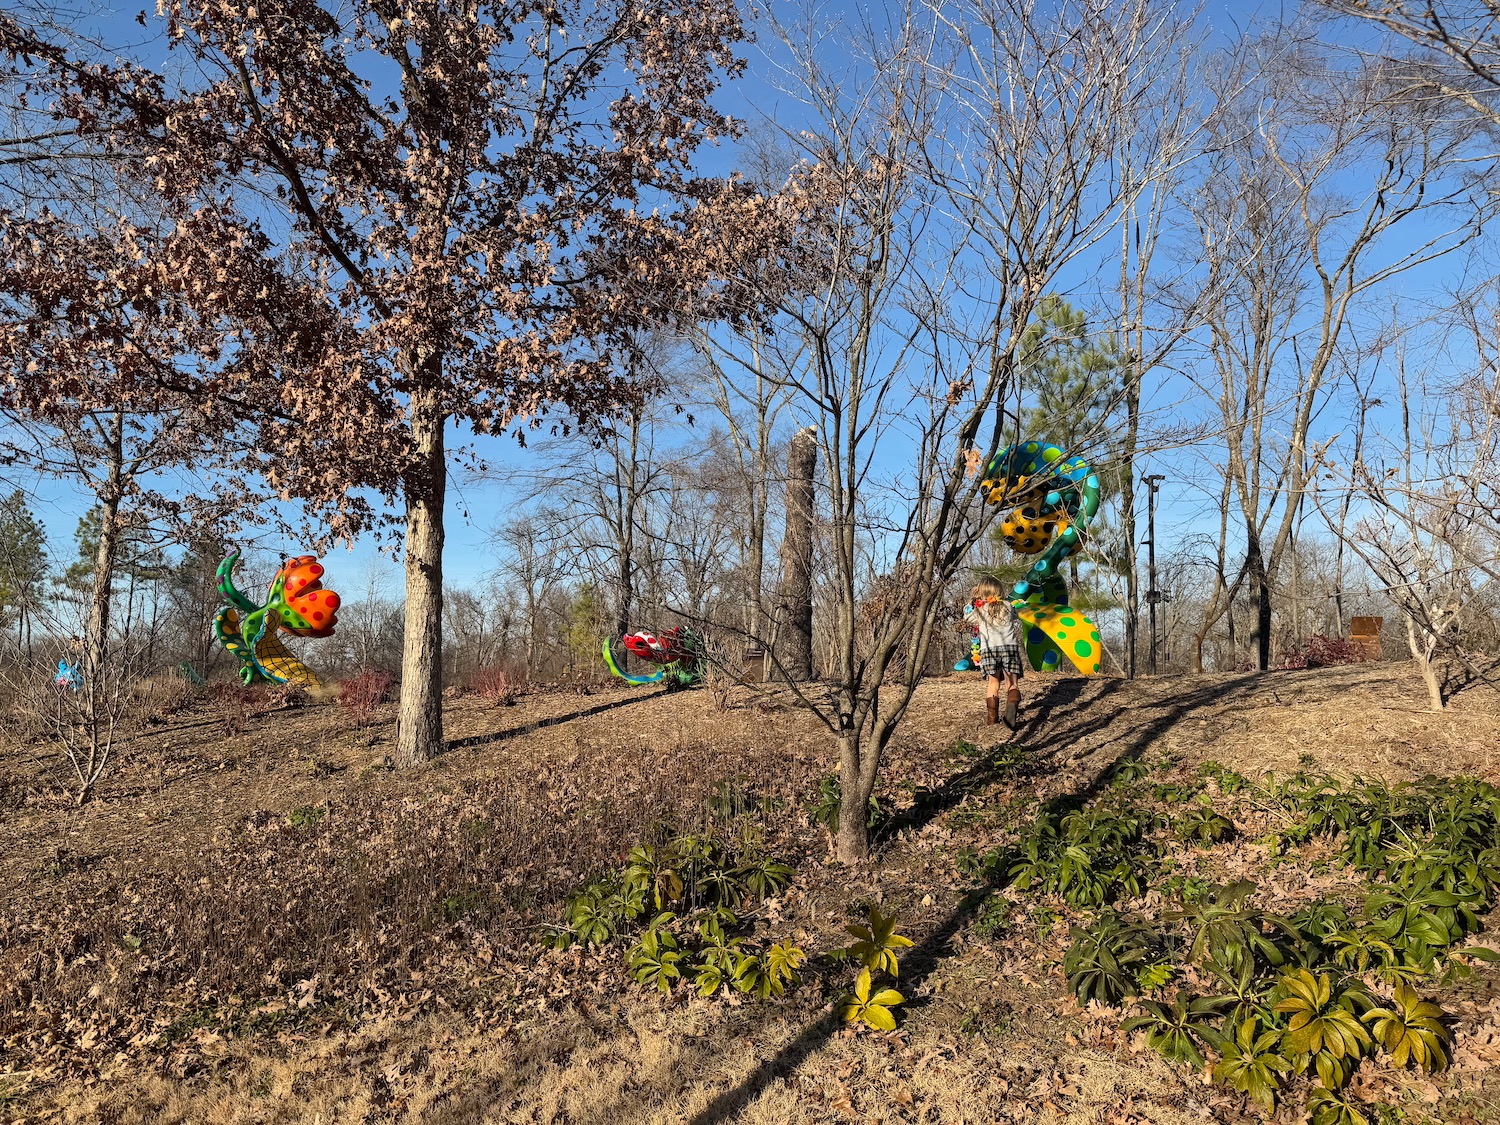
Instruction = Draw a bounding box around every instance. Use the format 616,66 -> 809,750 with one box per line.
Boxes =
1009,295 -> 1127,606
0,490 -> 47,654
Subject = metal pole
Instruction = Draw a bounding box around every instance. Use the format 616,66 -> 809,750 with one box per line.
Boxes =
1143,474 -> 1165,675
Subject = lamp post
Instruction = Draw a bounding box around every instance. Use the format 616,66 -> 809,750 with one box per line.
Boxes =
1143,473 -> 1165,674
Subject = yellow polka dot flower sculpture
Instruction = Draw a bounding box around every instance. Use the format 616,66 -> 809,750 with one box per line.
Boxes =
979,440 -> 1104,675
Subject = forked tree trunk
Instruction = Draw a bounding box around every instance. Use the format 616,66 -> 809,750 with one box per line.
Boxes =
1406,614 -> 1446,712
396,384 -> 446,766
773,426 -> 817,680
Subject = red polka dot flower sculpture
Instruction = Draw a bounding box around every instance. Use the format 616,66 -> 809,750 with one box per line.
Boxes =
213,551 -> 342,686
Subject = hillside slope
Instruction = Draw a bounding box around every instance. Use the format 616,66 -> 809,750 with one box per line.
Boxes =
2,662 -> 1498,1124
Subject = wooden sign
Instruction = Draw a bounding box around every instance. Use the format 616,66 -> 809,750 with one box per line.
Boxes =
1349,616 -> 1382,661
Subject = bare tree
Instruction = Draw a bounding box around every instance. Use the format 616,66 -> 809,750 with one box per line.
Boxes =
1338,368 -> 1497,708
495,517 -> 564,678
1187,32 -> 1491,670
1322,296 -> 1500,708
1316,0 -> 1500,130
710,0 -> 1187,862
1109,19 -> 1209,677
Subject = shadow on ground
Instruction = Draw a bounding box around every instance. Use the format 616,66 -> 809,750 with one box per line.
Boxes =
680,672 -> 1268,1124
442,690 -> 667,753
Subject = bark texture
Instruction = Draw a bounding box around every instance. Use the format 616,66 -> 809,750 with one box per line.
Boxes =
396,386 -> 446,765
772,426 -> 817,681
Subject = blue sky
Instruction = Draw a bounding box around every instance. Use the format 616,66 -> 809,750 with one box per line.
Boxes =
15,0 -> 1487,608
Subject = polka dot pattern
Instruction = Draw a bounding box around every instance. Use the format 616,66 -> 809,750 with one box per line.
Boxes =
986,438 -> 1104,676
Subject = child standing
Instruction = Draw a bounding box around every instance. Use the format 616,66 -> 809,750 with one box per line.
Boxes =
965,578 -> 1025,728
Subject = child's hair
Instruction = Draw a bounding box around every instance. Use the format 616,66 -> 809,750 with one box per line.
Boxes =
969,577 -> 1008,623
971,577 -> 1005,601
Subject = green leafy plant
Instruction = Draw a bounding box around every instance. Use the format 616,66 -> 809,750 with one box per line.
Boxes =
1175,806 -> 1235,846
627,914 -> 684,994
559,877 -> 646,948
437,890 -> 483,921
288,804 -> 325,829
1161,873 -> 1211,905
1152,781 -> 1199,805
839,967 -> 904,1031
625,843 -> 685,911
1364,878 -> 1480,968
1167,880 -> 1294,967
973,894 -> 1012,939
1206,1015 -> 1288,1112
1274,969 -> 1372,1087
1325,925 -> 1404,980
1200,954 -> 1272,1029
842,905 -> 914,977
690,912 -> 745,998
733,940 -> 807,999
1110,757 -> 1151,787
1134,960 -> 1173,991
1009,804 -> 1151,908
1363,983 -> 1451,1073
736,850 -> 795,901
1308,1084 -> 1370,1125
1198,760 -> 1251,795
1292,900 -> 1352,941
1063,914 -> 1151,1005
1123,990 -> 1216,1067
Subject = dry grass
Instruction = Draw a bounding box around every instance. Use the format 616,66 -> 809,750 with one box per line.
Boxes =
40,1000 -> 1214,1125
3,661 -> 1500,1124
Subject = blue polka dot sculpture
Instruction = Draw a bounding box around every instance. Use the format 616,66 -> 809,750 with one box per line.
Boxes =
979,440 -> 1104,676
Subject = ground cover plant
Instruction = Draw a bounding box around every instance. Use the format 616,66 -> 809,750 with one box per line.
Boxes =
959,752 -> 1500,1123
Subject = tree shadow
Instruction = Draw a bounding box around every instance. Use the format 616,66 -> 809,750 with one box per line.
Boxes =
680,672 -> 1269,1124
441,690 -> 665,753
881,674 -> 1265,843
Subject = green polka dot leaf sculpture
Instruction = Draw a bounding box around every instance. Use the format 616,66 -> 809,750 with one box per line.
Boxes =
978,440 -> 1104,676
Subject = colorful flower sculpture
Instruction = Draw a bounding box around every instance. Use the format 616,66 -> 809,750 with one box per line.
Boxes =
957,439 -> 1104,676
213,551 -> 341,686
602,626 -> 704,688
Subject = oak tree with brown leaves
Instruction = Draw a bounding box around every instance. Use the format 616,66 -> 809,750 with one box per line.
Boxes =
2,2 -> 750,763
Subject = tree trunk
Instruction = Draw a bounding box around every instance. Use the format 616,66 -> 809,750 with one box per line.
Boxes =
72,410 -> 126,805
1121,458 -> 1139,679
84,412 -> 125,694
1245,530 -> 1271,671
614,543 -> 634,642
747,504 -> 765,641
835,729 -> 870,862
773,426 -> 817,681
612,410 -> 640,642
1406,614 -> 1445,711
524,592 -> 538,678
396,384 -> 446,766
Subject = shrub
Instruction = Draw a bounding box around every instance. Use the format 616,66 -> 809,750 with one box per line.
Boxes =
1307,634 -> 1366,668
270,682 -> 309,710
1278,634 -> 1366,671
471,663 -> 523,706
337,669 -> 393,728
